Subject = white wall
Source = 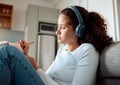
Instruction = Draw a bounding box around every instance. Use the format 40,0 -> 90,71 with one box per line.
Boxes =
114,0 -> 120,41
55,0 -> 80,10
1,0 -> 53,31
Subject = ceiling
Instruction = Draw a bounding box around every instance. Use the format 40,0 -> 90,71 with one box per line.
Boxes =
40,0 -> 58,3
40,0 -> 59,6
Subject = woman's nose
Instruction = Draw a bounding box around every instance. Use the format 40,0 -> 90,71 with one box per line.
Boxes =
56,29 -> 58,35
56,28 -> 60,35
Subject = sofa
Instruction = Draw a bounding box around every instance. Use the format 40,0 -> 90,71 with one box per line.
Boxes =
95,41 -> 120,85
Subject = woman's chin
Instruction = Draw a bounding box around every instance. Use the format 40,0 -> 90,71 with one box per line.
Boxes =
58,40 -> 64,44
57,39 -> 60,43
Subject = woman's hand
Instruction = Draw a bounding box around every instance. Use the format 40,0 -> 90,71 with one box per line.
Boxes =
17,39 -> 39,70
17,39 -> 30,55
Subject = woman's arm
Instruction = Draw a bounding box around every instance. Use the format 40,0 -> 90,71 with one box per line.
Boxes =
17,39 -> 40,70
25,54 -> 40,70
72,44 -> 99,85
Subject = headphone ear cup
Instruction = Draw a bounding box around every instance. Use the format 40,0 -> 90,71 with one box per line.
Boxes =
75,24 -> 85,37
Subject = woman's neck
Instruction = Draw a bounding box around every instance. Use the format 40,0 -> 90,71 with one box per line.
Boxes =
66,43 -> 79,52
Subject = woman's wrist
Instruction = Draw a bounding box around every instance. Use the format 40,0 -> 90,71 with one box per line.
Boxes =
26,55 -> 40,70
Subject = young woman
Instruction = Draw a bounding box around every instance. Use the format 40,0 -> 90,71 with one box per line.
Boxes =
0,6 -> 113,85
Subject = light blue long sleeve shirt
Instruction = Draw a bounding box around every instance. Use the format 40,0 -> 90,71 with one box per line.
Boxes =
37,43 -> 99,85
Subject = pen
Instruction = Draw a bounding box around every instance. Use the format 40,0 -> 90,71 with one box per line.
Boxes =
27,41 -> 34,45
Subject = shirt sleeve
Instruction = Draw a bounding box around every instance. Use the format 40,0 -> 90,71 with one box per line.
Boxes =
72,44 -> 99,85
0,41 -> 9,46
36,68 -> 59,85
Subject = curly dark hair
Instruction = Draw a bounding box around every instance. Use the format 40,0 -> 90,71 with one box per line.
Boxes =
61,6 -> 113,53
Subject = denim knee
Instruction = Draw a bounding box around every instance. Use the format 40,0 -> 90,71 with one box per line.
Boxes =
0,45 -> 45,85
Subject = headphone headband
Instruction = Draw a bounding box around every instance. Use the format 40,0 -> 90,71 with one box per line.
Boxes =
68,6 -> 84,26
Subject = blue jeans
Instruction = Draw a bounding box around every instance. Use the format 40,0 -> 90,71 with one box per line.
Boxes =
0,45 -> 45,85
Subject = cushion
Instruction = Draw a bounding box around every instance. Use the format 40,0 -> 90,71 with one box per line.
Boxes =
100,42 -> 120,78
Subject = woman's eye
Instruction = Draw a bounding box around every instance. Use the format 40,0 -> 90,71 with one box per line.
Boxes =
61,27 -> 65,29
